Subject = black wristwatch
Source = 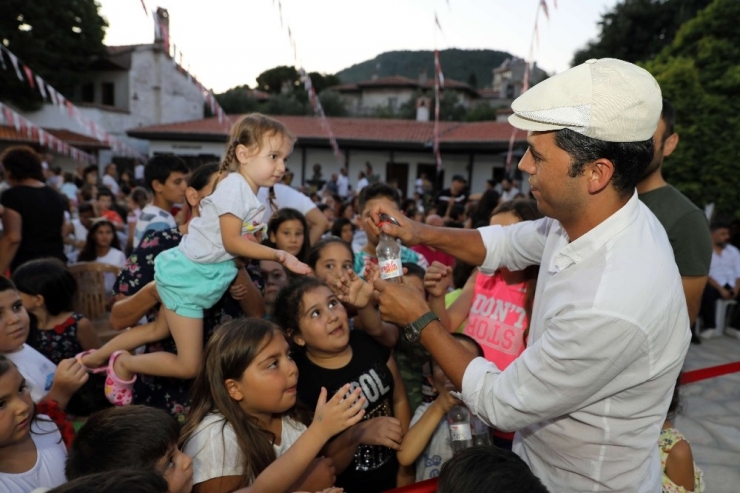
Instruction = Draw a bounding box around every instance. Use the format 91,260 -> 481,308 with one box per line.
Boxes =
404,311 -> 440,343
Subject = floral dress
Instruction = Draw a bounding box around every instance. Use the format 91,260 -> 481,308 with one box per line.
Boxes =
114,227 -> 263,422
32,313 -> 85,364
659,427 -> 705,493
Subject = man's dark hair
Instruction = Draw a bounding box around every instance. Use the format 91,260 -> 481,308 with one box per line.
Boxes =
0,146 -> 44,181
96,187 -> 113,199
553,128 -> 653,198
83,165 -> 98,177
143,155 -> 189,191
710,220 -> 730,232
401,262 -> 425,283
438,446 -> 549,493
358,182 -> 400,213
78,202 -> 95,215
661,99 -> 676,139
49,470 -> 168,493
66,406 -> 179,479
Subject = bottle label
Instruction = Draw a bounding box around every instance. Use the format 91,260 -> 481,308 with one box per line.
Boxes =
449,423 -> 472,441
379,258 -> 402,280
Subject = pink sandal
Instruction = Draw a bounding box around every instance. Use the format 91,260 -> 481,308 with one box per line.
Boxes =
75,350 -> 108,374
104,351 -> 137,406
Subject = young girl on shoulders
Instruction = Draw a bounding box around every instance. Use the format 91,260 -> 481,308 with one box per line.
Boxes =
660,376 -> 705,493
12,259 -> 101,365
0,355 -> 68,491
180,318 -> 365,493
275,276 -> 411,493
81,114 -> 311,406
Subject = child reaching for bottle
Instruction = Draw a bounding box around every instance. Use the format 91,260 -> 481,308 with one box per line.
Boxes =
180,318 -> 365,493
0,355 -> 67,491
274,276 -> 411,493
307,237 -> 397,348
81,113 -> 311,406
397,333 -> 484,482
12,259 -> 100,365
660,376 -> 705,492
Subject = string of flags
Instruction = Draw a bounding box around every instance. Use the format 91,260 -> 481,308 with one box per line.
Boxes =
0,102 -> 97,164
273,0 -> 345,165
433,12 -> 446,172
146,6 -> 231,130
505,0 -> 557,173
0,45 -> 146,161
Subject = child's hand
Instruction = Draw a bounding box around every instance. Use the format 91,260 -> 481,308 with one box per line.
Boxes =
358,416 -> 404,450
311,384 -> 366,441
276,250 -> 312,275
424,261 -> 453,298
434,389 -> 463,414
52,358 -> 89,395
332,270 -> 373,309
364,262 -> 380,283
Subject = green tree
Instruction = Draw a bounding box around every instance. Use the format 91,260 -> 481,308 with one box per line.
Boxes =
318,90 -> 347,117
466,104 -> 498,122
643,0 -> 740,217
467,72 -> 478,89
215,85 -> 260,114
572,0 -> 712,66
256,66 -> 300,94
0,0 -> 108,110
308,72 -> 341,94
262,93 -> 308,116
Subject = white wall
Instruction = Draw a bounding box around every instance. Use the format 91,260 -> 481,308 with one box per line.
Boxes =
361,88 -> 414,111
148,140 -> 224,158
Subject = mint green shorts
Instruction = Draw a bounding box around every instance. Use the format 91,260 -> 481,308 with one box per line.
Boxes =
154,247 -> 238,319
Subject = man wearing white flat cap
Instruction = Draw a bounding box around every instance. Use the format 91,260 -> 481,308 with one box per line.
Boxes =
368,58 -> 689,492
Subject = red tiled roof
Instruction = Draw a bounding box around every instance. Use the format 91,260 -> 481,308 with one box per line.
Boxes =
127,115 -> 525,146
356,76 -> 419,87
0,126 -> 110,149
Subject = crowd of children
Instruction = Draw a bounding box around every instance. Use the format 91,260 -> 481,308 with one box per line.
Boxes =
0,112 -> 705,493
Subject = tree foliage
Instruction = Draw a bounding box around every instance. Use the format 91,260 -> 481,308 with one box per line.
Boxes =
572,0 -> 712,66
0,0 -> 108,110
214,84 -> 260,114
256,65 -> 300,94
643,0 -> 740,217
336,49 -> 511,88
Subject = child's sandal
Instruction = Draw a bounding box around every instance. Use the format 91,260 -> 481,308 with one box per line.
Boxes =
75,350 -> 108,374
104,351 -> 137,406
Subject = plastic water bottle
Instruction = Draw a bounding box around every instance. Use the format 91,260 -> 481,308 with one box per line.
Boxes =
447,405 -> 473,453
376,219 -> 402,284
471,414 -> 492,446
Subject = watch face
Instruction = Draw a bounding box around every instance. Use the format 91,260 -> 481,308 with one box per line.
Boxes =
404,324 -> 419,343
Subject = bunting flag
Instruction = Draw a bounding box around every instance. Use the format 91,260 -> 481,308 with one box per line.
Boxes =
435,13 -> 443,32
0,45 -> 147,160
433,49 -> 443,171
505,0 -> 554,173
35,75 -> 47,98
140,0 -> 148,16
301,69 -> 344,164
7,50 -> 23,80
0,102 -> 97,164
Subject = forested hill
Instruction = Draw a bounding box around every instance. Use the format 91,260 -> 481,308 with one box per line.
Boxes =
335,49 -> 513,88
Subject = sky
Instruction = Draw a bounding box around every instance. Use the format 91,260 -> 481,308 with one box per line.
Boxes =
98,0 -> 620,93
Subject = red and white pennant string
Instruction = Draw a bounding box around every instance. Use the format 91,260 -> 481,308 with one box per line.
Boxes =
145,5 -> 231,130
273,0 -> 344,166
0,102 -> 97,164
0,45 -> 146,160
505,0 -> 557,173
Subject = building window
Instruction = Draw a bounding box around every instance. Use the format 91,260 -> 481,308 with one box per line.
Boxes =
102,82 -> 115,106
81,83 -> 94,103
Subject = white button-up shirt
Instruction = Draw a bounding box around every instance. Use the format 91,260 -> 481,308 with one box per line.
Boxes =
709,244 -> 740,287
461,192 -> 689,493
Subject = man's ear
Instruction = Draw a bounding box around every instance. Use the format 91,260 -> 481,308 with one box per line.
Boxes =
662,133 -> 679,158
586,158 -> 615,195
151,179 -> 164,194
225,379 -> 244,402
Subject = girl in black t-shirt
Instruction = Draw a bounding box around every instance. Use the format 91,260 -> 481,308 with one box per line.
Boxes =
275,277 -> 411,493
